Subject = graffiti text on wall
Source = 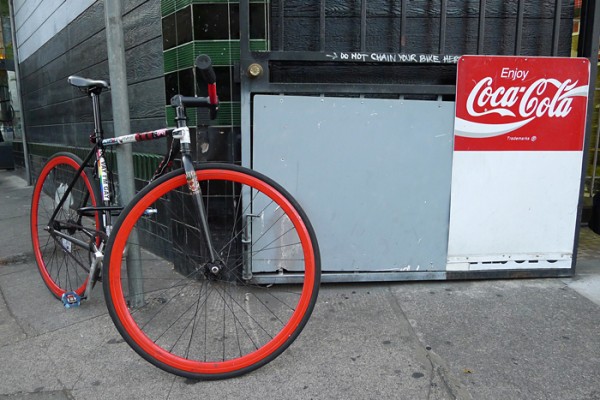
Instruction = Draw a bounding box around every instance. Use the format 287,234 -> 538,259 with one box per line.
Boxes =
325,52 -> 460,64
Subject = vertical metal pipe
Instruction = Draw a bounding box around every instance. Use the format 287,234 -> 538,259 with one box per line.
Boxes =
320,0 -> 326,52
439,0 -> 447,53
279,0 -> 285,51
400,0 -> 407,52
240,0 -> 252,171
8,0 -> 30,184
104,0 -> 143,306
514,0 -> 524,55
104,0 -> 133,200
477,0 -> 486,54
360,0 -> 367,51
240,0 -> 250,55
551,0 -> 562,56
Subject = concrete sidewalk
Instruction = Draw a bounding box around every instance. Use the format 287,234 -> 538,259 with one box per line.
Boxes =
1,169 -> 599,400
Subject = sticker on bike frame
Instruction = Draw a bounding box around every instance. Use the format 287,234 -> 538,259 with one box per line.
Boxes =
98,153 -> 110,202
102,129 -> 172,147
61,238 -> 72,253
185,170 -> 200,193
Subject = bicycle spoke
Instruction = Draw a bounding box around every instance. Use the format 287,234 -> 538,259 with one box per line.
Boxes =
105,165 -> 319,378
157,286 -> 214,351
32,153 -> 100,297
184,279 -> 208,359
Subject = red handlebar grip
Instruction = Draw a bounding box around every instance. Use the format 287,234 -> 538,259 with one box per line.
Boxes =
207,83 -> 218,106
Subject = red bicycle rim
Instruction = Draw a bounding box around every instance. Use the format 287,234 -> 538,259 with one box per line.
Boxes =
108,168 -> 316,375
31,155 -> 98,297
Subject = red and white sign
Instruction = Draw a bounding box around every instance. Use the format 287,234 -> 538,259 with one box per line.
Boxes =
454,56 -> 590,151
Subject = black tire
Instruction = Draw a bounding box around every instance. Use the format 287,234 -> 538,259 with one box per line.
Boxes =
103,163 -> 320,379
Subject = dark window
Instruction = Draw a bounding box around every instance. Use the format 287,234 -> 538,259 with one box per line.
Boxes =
176,6 -> 193,45
193,4 -> 239,40
162,13 -> 176,50
164,71 -> 178,105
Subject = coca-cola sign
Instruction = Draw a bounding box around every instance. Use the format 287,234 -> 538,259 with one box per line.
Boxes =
454,56 -> 590,151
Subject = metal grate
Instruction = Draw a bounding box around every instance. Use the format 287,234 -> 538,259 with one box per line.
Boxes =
240,0 -> 576,100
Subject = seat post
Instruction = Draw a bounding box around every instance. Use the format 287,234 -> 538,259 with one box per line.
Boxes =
91,92 -> 104,140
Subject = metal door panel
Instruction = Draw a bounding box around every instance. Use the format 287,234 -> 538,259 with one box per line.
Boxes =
252,95 -> 454,273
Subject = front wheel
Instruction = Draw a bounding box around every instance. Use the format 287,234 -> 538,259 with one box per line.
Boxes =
103,164 -> 320,379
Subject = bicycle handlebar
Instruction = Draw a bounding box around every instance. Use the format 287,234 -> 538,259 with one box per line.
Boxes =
169,54 -> 219,120
195,55 -> 216,85
170,95 -> 211,108
196,54 -> 218,109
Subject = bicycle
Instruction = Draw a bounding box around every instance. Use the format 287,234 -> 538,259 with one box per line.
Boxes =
30,55 -> 321,380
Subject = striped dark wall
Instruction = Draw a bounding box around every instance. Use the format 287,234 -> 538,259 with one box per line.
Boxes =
271,0 -> 574,56
17,0 -> 576,174
19,0 -> 166,169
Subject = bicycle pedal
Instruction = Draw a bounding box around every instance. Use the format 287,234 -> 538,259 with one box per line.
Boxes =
61,291 -> 82,308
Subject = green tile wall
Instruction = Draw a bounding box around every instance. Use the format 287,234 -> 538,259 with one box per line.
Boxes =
164,40 -> 267,73
162,1 -> 268,129
162,0 -> 266,17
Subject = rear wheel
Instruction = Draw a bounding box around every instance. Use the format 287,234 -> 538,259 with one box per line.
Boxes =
31,152 -> 101,298
103,163 -> 320,379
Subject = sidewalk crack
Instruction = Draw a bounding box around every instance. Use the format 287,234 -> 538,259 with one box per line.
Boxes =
0,282 -> 29,343
386,286 -> 473,400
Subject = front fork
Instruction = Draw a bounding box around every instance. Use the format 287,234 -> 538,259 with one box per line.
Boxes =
174,121 -> 254,280
173,126 -> 220,268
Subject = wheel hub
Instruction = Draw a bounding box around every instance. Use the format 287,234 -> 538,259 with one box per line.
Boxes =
204,260 -> 224,279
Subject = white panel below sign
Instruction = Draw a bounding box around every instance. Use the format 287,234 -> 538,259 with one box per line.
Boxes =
447,151 -> 582,268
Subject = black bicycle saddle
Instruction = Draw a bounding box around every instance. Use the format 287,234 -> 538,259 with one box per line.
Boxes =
68,76 -> 110,93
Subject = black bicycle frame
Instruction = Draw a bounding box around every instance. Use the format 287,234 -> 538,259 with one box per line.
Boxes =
48,72 -> 219,267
